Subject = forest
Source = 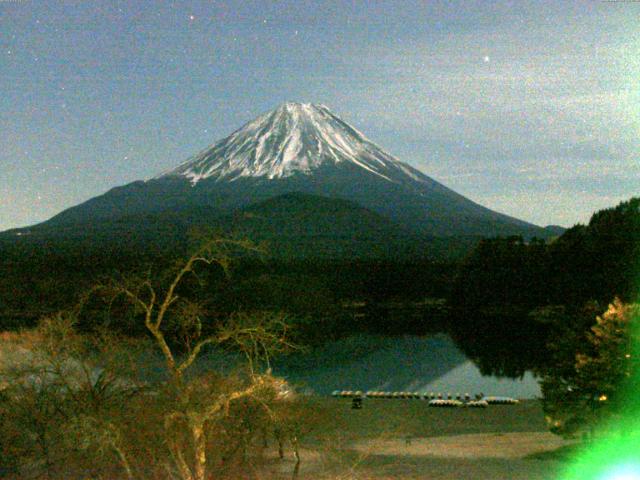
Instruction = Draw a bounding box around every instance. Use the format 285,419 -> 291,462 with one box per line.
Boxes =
0,197 -> 638,478
0,198 -> 638,363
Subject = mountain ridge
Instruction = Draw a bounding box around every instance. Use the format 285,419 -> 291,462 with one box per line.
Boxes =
3,102 -> 557,245
2,192 -> 473,260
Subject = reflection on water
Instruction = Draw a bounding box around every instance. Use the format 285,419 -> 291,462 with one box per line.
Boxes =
422,361 -> 540,398
274,334 -> 540,398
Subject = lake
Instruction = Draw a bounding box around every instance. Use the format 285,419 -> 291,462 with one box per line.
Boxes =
273,333 -> 540,398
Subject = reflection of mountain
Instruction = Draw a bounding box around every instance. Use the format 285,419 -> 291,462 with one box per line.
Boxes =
424,362 -> 540,398
273,334 -> 540,398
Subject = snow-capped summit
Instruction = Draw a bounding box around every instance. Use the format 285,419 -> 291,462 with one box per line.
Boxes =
18,101 -> 549,241
158,102 -> 426,185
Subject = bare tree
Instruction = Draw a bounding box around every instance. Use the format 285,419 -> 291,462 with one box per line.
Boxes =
103,237 -> 299,480
0,311 -> 142,479
1,237 -> 304,480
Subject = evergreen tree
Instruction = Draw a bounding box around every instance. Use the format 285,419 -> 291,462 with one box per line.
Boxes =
540,299 -> 640,438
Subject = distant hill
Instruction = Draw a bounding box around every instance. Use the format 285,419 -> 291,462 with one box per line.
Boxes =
543,225 -> 567,237
1,192 -> 481,261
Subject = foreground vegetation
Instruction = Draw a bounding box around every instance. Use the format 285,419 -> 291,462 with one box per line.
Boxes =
0,197 -> 637,478
0,324 -> 572,480
451,197 -> 639,377
0,239 -> 313,480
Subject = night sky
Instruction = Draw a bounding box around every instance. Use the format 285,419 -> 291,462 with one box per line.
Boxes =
2,1 -> 638,231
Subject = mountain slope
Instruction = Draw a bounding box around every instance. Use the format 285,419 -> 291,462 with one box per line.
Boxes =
228,192 -> 431,259
9,102 -> 551,241
1,193 -> 439,260
157,102 -> 434,185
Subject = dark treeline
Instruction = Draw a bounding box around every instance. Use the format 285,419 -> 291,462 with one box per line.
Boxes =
1,197 -> 637,375
0,231 -> 455,343
449,197 -> 640,377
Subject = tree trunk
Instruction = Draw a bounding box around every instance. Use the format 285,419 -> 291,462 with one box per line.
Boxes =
113,444 -> 134,480
278,435 -> 284,460
193,423 -> 207,480
173,445 -> 194,480
291,435 -> 300,480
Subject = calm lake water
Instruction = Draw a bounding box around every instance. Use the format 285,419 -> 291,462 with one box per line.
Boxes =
273,334 -> 541,398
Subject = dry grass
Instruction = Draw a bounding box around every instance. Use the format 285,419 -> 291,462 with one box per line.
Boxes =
0,329 -> 40,385
353,431 -> 573,459
252,398 -> 577,479
0,330 -> 576,479
0,328 -> 42,351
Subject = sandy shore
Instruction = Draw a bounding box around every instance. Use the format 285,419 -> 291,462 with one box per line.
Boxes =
263,431 -> 576,480
353,431 -> 574,459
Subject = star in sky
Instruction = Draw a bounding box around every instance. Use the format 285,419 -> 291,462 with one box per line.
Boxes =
0,0 -> 637,232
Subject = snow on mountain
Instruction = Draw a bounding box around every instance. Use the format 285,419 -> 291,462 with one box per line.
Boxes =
157,102 -> 427,185
13,101 -> 548,240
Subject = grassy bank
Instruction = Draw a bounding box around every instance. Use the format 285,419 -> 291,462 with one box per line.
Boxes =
266,397 -> 577,480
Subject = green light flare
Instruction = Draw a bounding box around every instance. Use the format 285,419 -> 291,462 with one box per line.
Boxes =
603,464 -> 640,480
600,463 -> 640,480
561,301 -> 640,480
561,430 -> 640,480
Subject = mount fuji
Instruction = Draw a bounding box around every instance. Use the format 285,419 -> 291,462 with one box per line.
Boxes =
5,102 -> 554,258
158,102 -> 434,185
